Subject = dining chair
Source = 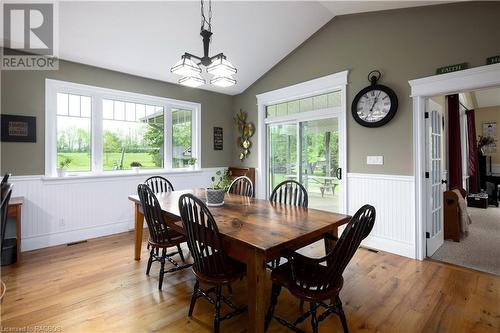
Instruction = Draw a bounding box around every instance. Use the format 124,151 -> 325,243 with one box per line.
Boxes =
228,176 -> 254,197
264,204 -> 376,333
137,184 -> 191,290
1,174 -> 11,186
270,180 -> 308,208
178,193 -> 247,333
144,176 -> 174,193
268,180 -> 308,268
1,183 -> 13,257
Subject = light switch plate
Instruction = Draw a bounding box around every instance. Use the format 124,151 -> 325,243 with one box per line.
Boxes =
367,155 -> 384,165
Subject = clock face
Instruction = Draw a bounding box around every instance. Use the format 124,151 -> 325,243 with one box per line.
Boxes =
351,84 -> 398,128
356,89 -> 391,123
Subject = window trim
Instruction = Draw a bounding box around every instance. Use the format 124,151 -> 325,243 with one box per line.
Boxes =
45,79 -> 201,177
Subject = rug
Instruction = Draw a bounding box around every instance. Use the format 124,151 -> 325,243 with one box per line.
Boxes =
431,206 -> 500,275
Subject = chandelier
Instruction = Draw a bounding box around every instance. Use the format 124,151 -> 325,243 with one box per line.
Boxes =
171,0 -> 237,88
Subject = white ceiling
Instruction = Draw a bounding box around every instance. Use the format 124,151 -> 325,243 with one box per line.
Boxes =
3,1 -> 452,95
475,87 -> 500,108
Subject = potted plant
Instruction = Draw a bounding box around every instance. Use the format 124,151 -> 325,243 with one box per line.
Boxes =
130,161 -> 142,173
187,157 -> 197,170
206,169 -> 232,206
57,156 -> 72,177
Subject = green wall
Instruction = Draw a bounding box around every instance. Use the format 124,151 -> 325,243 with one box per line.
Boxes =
232,2 -> 500,175
1,59 -> 233,175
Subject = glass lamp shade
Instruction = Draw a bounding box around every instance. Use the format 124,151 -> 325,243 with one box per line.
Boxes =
179,74 -> 205,88
210,76 -> 236,87
207,56 -> 237,77
171,56 -> 202,77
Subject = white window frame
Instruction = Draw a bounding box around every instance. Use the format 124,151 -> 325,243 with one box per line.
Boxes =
256,71 -> 349,214
45,79 -> 201,177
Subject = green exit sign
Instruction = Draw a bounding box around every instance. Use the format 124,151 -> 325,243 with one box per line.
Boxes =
487,55 -> 500,65
436,63 -> 468,75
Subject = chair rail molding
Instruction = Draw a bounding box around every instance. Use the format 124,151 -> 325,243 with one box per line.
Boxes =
9,168 -> 223,251
409,63 -> 500,260
346,173 -> 415,259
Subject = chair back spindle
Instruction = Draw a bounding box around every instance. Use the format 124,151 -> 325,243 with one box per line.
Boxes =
228,176 -> 254,197
178,194 -> 229,278
137,184 -> 176,245
144,176 -> 174,194
270,180 -> 308,207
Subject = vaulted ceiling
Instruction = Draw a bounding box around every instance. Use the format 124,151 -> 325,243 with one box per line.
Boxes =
4,1 -> 452,95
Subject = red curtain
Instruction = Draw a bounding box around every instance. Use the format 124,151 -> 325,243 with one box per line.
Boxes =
467,110 -> 479,193
447,94 -> 463,189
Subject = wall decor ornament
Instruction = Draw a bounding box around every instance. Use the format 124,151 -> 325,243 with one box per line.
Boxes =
235,109 -> 254,161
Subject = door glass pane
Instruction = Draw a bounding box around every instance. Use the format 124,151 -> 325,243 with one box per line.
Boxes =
268,123 -> 297,194
300,118 -> 340,213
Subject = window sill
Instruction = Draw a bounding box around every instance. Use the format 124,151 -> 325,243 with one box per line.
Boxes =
41,168 -> 204,183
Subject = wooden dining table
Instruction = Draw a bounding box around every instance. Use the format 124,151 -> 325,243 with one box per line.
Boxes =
128,188 -> 351,333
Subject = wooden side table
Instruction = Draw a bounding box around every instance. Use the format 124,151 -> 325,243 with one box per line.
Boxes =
7,196 -> 23,262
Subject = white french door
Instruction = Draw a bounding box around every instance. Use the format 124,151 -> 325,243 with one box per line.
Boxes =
425,99 -> 445,256
267,115 -> 344,213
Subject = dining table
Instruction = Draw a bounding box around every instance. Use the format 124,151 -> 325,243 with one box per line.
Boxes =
128,188 -> 351,333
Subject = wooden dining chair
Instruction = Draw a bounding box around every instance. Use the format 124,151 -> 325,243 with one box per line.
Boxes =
1,183 -> 13,254
178,194 -> 247,333
228,176 -> 254,197
137,184 -> 191,290
144,176 -> 174,193
268,180 -> 308,268
270,180 -> 308,208
264,204 -> 376,333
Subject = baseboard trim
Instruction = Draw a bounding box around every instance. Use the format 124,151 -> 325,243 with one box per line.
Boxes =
361,235 -> 415,259
22,220 -> 132,252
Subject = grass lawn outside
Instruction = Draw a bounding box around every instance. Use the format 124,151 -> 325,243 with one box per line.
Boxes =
57,152 -> 161,172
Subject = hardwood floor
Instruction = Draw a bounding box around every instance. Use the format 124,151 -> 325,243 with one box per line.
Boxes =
1,231 -> 499,333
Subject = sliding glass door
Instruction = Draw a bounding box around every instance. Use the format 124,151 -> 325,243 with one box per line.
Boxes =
268,116 -> 342,213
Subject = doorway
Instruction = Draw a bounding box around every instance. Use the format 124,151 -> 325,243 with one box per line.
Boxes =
268,117 -> 342,212
410,63 -> 500,262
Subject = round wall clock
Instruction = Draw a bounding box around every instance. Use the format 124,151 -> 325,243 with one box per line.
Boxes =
351,70 -> 398,128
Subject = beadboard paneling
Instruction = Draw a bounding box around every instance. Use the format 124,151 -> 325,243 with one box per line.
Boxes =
10,169 -> 222,251
347,173 -> 415,258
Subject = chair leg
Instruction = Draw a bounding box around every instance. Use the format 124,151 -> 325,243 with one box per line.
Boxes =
336,295 -> 349,333
158,248 -> 166,290
146,247 -> 154,275
177,244 -> 185,263
227,284 -> 233,295
188,281 -> 199,317
214,286 -> 222,333
265,283 -> 282,331
299,300 -> 304,308
310,302 -> 319,333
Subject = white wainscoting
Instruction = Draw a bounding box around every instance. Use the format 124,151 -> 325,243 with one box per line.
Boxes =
10,168 -> 222,252
347,173 -> 416,259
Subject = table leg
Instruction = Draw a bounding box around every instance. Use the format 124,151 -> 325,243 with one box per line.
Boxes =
247,248 -> 267,333
134,203 -> 144,260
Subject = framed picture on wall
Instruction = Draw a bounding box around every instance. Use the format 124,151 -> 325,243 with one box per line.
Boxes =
1,115 -> 37,142
482,121 -> 497,153
213,127 -> 223,150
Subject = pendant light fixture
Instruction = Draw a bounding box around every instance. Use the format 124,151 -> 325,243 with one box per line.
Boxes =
171,0 -> 237,88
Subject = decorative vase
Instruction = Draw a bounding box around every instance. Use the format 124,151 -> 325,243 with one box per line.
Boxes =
206,188 -> 225,206
56,168 -> 66,177
131,167 -> 141,173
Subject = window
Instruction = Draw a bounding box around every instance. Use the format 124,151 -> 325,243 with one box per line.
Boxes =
56,93 -> 92,172
172,109 -> 193,168
266,91 -> 341,118
46,79 -> 200,177
102,99 -> 164,171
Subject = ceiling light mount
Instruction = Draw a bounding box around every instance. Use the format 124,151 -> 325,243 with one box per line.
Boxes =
171,0 -> 237,88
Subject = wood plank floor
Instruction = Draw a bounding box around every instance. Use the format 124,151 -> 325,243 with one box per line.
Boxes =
1,231 -> 499,333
